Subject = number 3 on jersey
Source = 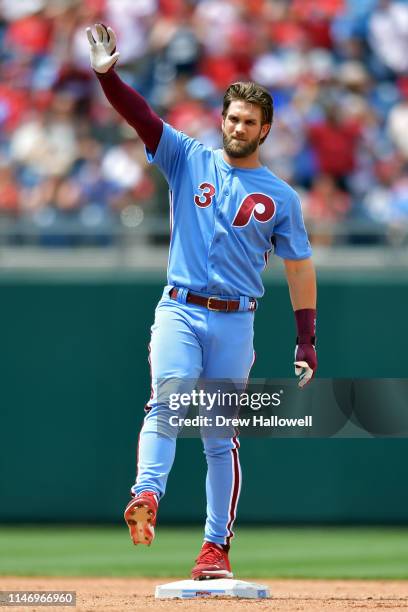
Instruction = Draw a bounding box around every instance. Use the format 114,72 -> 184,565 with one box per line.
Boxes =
194,182 -> 216,208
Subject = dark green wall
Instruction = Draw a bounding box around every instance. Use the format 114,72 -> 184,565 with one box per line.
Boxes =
1,270 -> 407,523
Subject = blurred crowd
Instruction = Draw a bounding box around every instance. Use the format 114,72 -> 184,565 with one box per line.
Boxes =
1,0 -> 408,248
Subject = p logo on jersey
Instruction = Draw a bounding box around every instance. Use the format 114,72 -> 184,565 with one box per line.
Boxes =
232,193 -> 276,228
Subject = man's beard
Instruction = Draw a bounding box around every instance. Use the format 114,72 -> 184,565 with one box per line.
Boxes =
222,131 -> 261,158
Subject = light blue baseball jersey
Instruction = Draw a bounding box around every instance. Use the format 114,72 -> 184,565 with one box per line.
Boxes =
146,122 -> 311,298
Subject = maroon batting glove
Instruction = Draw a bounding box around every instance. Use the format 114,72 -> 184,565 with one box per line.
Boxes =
294,308 -> 317,388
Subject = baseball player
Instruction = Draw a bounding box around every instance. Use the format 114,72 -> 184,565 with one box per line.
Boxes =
87,24 -> 317,580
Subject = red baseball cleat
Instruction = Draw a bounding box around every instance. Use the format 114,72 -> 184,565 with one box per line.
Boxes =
124,491 -> 158,546
191,541 -> 233,580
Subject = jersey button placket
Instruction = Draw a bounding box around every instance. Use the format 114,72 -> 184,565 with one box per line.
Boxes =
208,178 -> 226,288
207,187 -> 218,287
220,172 -> 232,215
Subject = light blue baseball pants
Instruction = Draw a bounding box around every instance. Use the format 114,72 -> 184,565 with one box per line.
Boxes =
131,286 -> 255,545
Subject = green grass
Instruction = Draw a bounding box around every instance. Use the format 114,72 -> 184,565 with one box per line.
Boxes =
0,526 -> 407,579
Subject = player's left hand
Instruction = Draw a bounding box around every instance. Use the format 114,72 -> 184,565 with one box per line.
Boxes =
294,342 -> 317,388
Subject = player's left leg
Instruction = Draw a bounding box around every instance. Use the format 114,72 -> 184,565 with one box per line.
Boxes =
190,434 -> 240,579
192,310 -> 255,579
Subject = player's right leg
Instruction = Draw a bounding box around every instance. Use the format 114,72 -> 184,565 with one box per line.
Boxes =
125,293 -> 203,545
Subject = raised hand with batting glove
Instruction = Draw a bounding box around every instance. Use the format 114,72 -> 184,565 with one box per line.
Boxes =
86,24 -> 119,74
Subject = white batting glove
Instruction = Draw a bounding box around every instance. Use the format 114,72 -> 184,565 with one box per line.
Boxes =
86,24 -> 120,74
294,360 -> 314,388
294,343 -> 317,388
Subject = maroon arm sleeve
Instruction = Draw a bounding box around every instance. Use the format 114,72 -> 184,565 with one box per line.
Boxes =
295,308 -> 316,344
96,69 -> 163,154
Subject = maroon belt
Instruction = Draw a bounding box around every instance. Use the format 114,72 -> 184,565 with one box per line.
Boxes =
170,288 -> 256,312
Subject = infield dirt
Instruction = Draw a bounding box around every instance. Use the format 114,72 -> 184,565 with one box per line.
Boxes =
1,577 -> 408,611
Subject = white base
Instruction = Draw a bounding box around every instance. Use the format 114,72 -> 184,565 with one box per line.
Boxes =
155,578 -> 270,599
